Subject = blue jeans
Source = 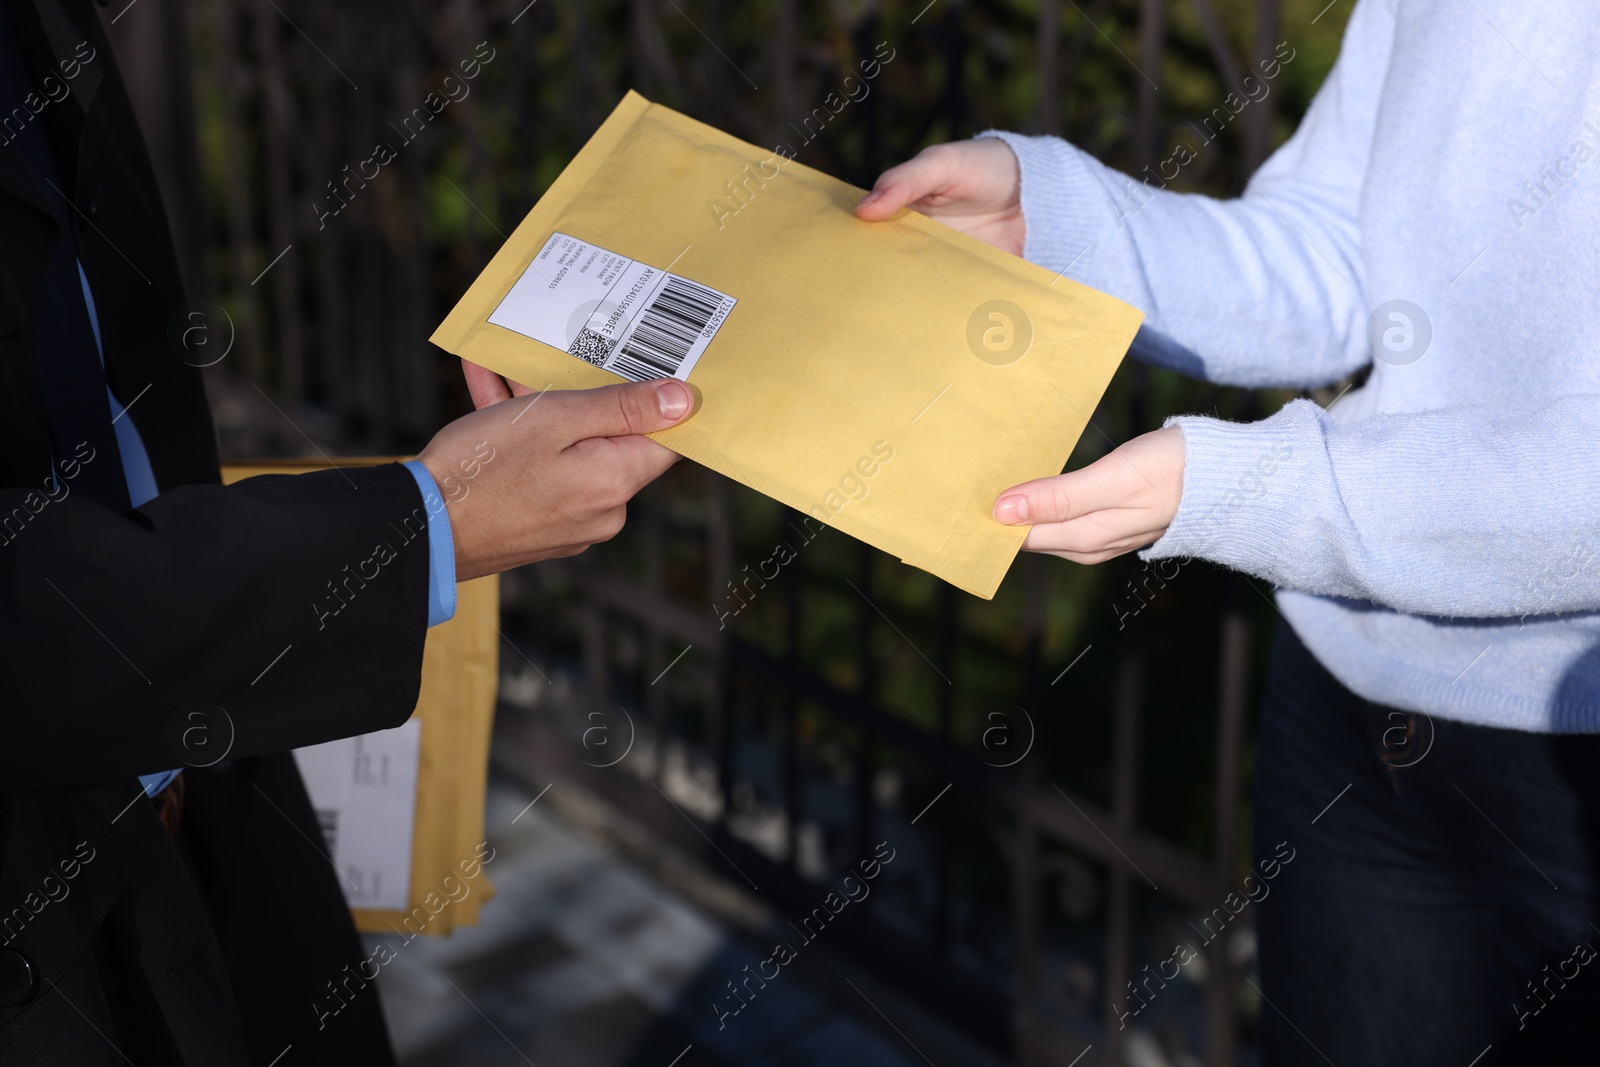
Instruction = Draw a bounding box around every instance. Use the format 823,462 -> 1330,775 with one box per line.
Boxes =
1254,624 -> 1600,1066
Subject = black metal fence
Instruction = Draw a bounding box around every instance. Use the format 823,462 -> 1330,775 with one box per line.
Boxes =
500,440 -> 1269,1064
107,1 -> 1359,1062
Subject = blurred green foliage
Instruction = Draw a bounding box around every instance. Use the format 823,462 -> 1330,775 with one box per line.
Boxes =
186,0 -> 1359,999
473,0 -> 1361,871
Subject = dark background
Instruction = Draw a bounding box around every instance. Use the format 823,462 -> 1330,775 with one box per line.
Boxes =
103,1 -> 1357,1063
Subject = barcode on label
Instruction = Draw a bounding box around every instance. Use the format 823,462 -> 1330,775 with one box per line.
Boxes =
488,233 -> 736,383
611,275 -> 723,382
315,806 -> 339,858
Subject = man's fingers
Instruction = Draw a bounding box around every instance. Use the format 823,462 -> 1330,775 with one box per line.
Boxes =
462,359 -> 513,409
994,461 -> 1131,526
462,360 -> 542,407
551,378 -> 695,444
566,434 -> 680,506
601,435 -> 680,493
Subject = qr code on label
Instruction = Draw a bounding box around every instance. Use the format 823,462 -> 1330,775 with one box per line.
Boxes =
567,327 -> 617,366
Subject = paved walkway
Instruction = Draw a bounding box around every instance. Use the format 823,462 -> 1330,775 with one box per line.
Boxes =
371,774 -> 960,1067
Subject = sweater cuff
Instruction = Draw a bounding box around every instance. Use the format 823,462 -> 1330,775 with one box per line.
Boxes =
977,130 -> 1113,277
1142,400 -> 1324,570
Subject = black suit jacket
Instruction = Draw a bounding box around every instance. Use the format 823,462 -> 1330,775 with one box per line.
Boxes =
0,2 -> 430,1062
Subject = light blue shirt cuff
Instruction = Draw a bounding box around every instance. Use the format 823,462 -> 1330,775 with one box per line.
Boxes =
140,769 -> 182,797
402,460 -> 457,627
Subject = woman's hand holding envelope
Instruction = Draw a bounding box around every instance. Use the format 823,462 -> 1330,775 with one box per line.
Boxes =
420,376 -> 694,580
861,139 -> 1185,564
855,138 -> 1027,255
992,426 -> 1184,564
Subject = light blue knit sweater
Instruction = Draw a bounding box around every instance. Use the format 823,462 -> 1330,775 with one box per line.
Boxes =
984,0 -> 1600,731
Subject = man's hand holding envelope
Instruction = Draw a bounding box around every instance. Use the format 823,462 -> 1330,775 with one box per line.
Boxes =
437,92 -> 1152,596
419,376 -> 695,580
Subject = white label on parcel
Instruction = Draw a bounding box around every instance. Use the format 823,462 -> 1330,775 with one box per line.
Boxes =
488,232 -> 736,383
293,718 -> 421,911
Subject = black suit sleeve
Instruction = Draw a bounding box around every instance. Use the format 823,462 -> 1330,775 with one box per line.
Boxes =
0,461 -> 433,789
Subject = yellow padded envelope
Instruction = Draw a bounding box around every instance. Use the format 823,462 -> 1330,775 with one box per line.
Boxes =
223,460 -> 497,936
432,91 -> 1142,599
